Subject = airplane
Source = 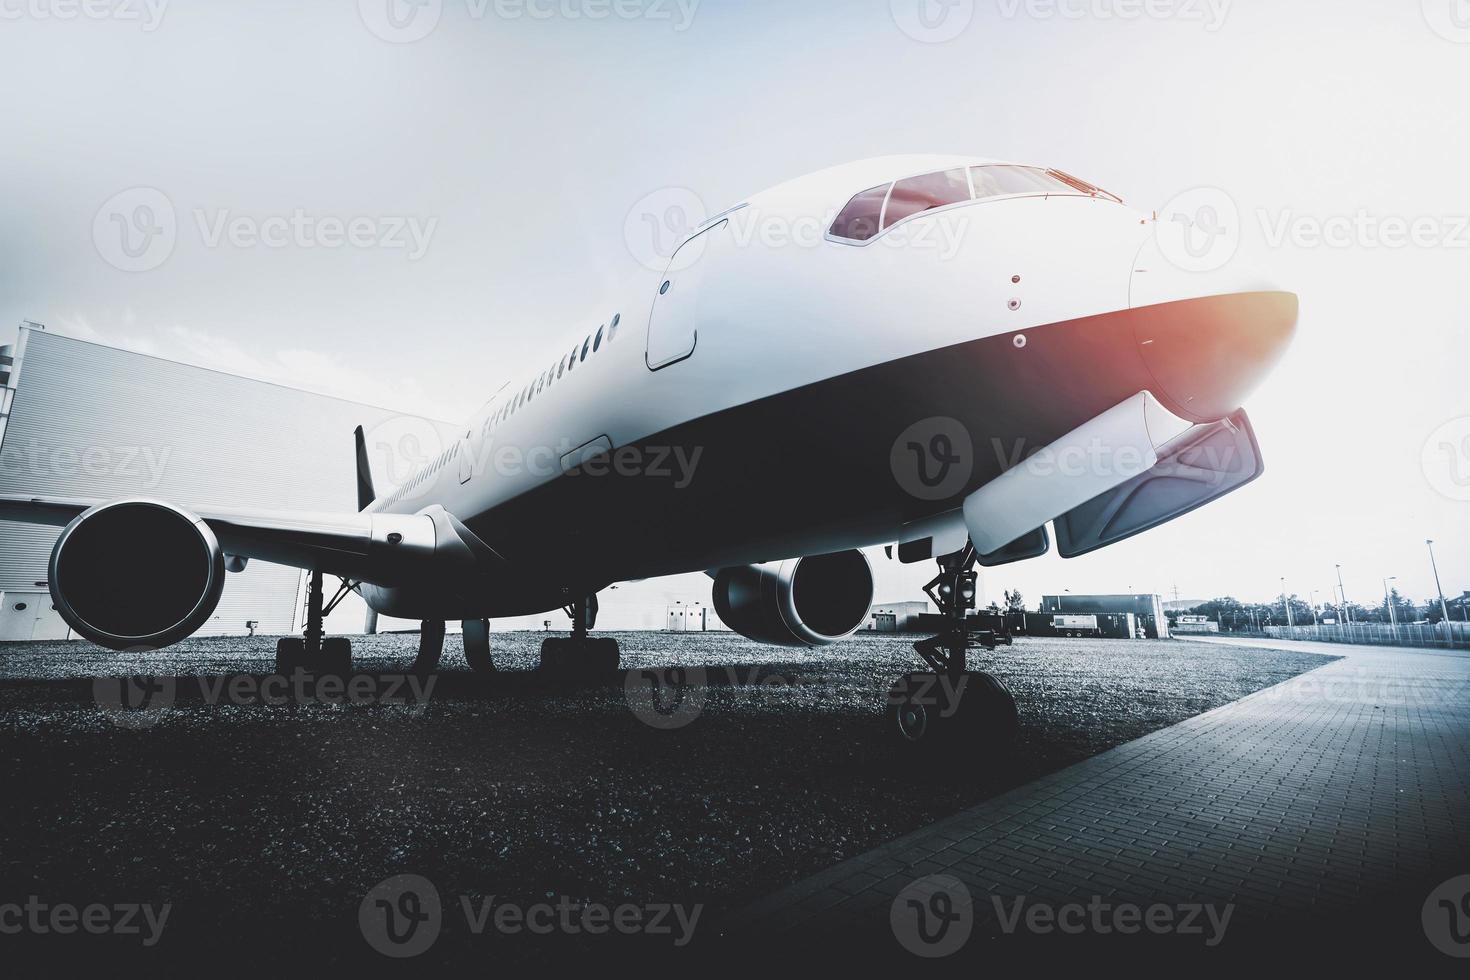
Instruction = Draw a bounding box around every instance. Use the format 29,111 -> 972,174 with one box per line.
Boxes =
0,154 -> 1296,752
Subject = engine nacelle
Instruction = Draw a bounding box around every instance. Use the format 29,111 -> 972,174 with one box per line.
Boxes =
49,499 -> 226,650
710,550 -> 874,647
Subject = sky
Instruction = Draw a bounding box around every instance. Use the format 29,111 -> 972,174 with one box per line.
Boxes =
0,0 -> 1467,626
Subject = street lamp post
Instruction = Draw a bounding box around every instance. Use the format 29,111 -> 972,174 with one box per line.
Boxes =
1335,564 -> 1351,624
1309,590 -> 1320,626
1280,577 -> 1294,628
1383,576 -> 1398,628
1428,539 -> 1450,625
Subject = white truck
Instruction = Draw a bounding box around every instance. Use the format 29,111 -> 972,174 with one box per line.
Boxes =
1052,614 -> 1101,638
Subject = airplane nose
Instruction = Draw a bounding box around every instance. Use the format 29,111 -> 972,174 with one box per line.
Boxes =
1125,233 -> 1297,422
1130,289 -> 1298,423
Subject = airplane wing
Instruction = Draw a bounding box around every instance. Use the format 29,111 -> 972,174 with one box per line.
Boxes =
0,492 -> 508,650
0,493 -> 504,589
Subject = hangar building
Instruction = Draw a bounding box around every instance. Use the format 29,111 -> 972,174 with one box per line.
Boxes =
0,322 -> 456,642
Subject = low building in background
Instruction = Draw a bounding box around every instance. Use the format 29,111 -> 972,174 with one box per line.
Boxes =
865,600 -> 930,632
665,602 -> 723,632
1039,594 -> 1169,638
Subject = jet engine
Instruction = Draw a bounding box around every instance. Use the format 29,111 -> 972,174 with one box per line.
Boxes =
710,550 -> 874,647
49,499 -> 226,650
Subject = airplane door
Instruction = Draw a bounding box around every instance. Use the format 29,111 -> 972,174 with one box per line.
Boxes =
458,430 -> 473,484
646,219 -> 727,370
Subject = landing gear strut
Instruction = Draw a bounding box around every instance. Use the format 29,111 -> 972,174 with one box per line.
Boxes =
463,618 -> 494,673
887,543 -> 1018,756
275,570 -> 354,675
540,592 -> 619,677
411,618 -> 493,673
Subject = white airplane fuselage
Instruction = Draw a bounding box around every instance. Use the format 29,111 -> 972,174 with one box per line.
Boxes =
357,155 -> 1296,622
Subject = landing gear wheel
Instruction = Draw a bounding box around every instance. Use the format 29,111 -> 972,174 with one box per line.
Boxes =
319,637 -> 353,677
887,671 -> 1018,757
414,620 -> 445,674
539,637 -> 620,678
463,618 -> 494,673
275,637 -> 304,674
274,636 -> 352,676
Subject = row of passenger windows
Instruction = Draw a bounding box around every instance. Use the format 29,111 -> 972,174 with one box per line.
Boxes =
378,440 -> 462,510
374,311 -> 624,510
479,312 -> 623,438
829,165 -> 1118,242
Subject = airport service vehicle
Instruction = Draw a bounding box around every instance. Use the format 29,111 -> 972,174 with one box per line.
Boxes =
1051,615 -> 1101,638
1,155 -> 1296,752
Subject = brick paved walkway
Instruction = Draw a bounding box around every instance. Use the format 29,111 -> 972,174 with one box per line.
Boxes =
722,640 -> 1470,959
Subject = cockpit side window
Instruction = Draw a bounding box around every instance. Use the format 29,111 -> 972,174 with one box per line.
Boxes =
829,183 -> 888,242
883,169 -> 970,230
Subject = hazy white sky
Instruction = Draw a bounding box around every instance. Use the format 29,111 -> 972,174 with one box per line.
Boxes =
1,0 -> 1466,624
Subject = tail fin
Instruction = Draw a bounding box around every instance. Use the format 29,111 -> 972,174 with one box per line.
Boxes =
353,425 -> 376,511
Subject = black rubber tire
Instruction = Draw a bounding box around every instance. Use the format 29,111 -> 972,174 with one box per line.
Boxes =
275,637 -> 304,675
539,637 -> 620,677
886,670 -> 1019,760
414,620 -> 445,674
463,618 -> 493,673
319,637 -> 353,677
947,671 -> 1019,742
586,637 -> 620,673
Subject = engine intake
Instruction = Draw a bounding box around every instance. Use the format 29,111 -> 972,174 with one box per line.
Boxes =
50,499 -> 226,650
711,550 -> 874,647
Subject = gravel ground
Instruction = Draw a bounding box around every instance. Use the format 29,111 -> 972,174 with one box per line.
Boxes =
0,631 -> 1334,969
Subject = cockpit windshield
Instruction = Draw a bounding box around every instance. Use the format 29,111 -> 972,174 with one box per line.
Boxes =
969,165 -> 1079,198
828,164 -> 1121,243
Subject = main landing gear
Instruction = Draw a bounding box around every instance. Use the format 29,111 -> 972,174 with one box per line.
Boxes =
886,542 -> 1019,756
540,592 -> 620,678
275,570 -> 354,675
411,618 -> 494,674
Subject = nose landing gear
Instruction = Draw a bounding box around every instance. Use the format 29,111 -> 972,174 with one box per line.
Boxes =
886,542 -> 1019,759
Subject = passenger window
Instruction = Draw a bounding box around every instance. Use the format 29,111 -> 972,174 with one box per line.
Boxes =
593,325 -> 604,352
580,337 -> 590,362
608,313 -> 620,342
830,183 -> 888,241
884,169 -> 970,229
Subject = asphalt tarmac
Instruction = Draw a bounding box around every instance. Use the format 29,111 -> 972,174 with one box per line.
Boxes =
0,630 -> 1333,969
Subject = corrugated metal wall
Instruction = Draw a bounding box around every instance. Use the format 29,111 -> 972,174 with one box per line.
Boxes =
0,326 -> 456,637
